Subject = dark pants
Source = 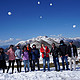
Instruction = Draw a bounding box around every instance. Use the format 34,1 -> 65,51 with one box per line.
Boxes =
30,59 -> 33,71
32,59 -> 40,71
0,60 -> 5,73
4,61 -> 7,69
53,57 -> 60,71
7,60 -> 15,73
16,59 -> 22,72
61,56 -> 69,70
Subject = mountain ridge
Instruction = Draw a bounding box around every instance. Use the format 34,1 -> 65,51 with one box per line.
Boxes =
15,36 -> 80,48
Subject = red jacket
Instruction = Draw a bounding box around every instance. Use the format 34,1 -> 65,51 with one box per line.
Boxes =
40,46 -> 50,58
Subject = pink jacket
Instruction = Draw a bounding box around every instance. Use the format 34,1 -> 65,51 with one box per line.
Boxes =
7,49 -> 15,60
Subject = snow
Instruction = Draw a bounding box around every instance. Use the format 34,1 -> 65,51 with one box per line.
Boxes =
0,67 -> 80,80
15,41 -> 27,46
6,36 -> 80,80
0,49 -> 80,80
15,35 -> 80,47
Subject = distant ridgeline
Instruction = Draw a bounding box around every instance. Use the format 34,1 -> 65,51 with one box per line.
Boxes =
2,36 -> 80,52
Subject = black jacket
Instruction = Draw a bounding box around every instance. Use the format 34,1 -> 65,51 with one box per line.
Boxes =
0,51 -> 5,60
67,44 -> 78,57
59,44 -> 68,56
50,47 -> 59,58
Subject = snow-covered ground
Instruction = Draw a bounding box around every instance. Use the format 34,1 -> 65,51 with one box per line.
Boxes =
0,49 -> 80,80
1,55 -> 80,80
0,67 -> 80,80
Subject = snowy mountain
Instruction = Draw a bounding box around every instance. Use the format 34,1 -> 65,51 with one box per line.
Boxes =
15,36 -> 59,49
15,36 -> 80,48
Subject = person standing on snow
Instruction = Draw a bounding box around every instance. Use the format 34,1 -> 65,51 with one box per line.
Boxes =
40,43 -> 50,72
0,48 -> 6,73
67,40 -> 78,71
6,45 -> 15,74
22,46 -> 29,72
50,43 -> 60,71
31,44 -> 40,71
15,45 -> 22,72
59,40 -> 69,70
27,44 -> 32,71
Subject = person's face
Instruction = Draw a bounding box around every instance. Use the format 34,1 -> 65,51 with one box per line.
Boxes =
17,47 -> 19,49
42,44 -> 44,47
52,44 -> 55,47
24,47 -> 26,51
69,42 -> 73,45
0,49 -> 3,52
27,44 -> 30,48
33,46 -> 36,48
10,46 -> 13,49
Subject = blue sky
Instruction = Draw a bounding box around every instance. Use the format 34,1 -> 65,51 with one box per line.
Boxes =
0,0 -> 80,45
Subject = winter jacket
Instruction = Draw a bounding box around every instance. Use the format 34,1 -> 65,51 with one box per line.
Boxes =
31,48 -> 40,60
7,49 -> 15,60
22,50 -> 29,60
0,51 -> 5,60
67,44 -> 78,57
15,49 -> 22,59
40,46 -> 50,58
59,44 -> 68,56
27,47 -> 32,60
50,47 -> 59,58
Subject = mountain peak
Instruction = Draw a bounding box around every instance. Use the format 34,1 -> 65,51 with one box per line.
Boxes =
15,35 -> 80,48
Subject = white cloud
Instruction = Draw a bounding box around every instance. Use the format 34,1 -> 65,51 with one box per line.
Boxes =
0,40 -> 3,43
4,38 -> 14,43
16,39 -> 22,41
57,34 -> 62,37
0,38 -> 22,46
50,35 -> 56,37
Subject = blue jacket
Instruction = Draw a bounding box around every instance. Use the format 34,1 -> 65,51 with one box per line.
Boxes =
15,49 -> 22,59
31,48 -> 40,60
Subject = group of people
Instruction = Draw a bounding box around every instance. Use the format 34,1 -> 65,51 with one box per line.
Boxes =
0,40 -> 78,74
